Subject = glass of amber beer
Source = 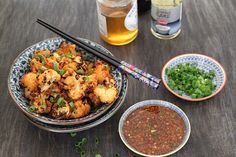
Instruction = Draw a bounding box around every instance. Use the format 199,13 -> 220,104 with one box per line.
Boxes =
96,0 -> 138,46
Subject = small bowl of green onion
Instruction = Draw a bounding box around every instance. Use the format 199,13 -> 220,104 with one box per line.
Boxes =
161,54 -> 227,101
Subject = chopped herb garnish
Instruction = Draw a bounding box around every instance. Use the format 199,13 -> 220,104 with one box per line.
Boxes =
95,154 -> 102,157
95,137 -> 99,145
27,106 -> 36,112
53,61 -> 60,71
114,153 -> 120,157
53,61 -> 65,76
166,63 -> 216,98
38,66 -> 47,74
38,54 -> 46,63
75,141 -> 83,148
45,54 -> 51,58
58,69 -> 65,76
38,68 -> 44,74
83,76 -> 90,82
69,101 -> 75,109
49,96 -> 56,103
80,150 -> 86,157
81,138 -> 87,144
56,97 -> 65,106
64,53 -> 73,59
76,69 -> 85,75
70,132 -> 77,137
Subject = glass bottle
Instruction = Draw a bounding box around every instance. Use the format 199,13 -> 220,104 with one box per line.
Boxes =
96,0 -> 138,46
151,0 -> 182,40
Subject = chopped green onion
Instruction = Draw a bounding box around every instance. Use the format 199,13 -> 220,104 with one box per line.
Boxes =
27,106 -> 36,112
38,54 -> 46,63
53,61 -> 60,72
80,150 -> 86,157
49,96 -> 56,103
81,138 -> 87,144
58,69 -> 65,76
53,61 -> 65,76
95,154 -> 102,157
38,68 -> 44,74
70,132 -> 77,137
75,141 -> 83,148
69,101 -> 75,109
95,137 -> 99,145
83,76 -> 90,82
56,97 -> 65,106
38,66 -> 47,74
45,54 -> 51,58
64,53 -> 73,58
166,63 -> 216,98
76,69 -> 85,74
114,153 -> 120,157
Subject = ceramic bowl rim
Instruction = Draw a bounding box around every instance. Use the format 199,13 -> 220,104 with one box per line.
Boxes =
8,37 -> 126,125
161,53 -> 227,101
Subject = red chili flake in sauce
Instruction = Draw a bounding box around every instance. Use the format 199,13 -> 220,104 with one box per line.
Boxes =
123,105 -> 185,155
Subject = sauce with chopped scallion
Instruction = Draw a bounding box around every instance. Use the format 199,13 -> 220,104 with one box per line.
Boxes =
123,106 -> 185,155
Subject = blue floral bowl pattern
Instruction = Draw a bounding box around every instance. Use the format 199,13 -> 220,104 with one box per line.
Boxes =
119,100 -> 191,157
8,37 -> 127,125
161,53 -> 227,101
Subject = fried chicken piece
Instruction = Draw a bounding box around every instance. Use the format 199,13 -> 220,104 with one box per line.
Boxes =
70,100 -> 91,118
38,69 -> 61,92
21,72 -> 38,92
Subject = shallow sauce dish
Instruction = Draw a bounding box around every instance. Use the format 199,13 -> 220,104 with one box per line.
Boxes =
8,37 -> 126,125
119,100 -> 191,157
161,53 -> 227,101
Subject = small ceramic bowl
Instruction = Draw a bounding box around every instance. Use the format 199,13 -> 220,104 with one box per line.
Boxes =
161,53 -> 227,101
119,100 -> 191,157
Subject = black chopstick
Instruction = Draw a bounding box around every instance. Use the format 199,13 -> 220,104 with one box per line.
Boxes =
36,19 -> 161,89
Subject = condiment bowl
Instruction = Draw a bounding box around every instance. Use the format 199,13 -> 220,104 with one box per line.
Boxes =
161,53 -> 227,101
118,100 -> 191,157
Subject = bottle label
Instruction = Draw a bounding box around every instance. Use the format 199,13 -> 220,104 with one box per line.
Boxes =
97,7 -> 108,37
151,3 -> 182,35
125,1 -> 138,31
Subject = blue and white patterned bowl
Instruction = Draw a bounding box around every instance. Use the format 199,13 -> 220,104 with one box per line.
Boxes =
161,53 -> 227,101
119,100 -> 191,157
8,37 -> 127,125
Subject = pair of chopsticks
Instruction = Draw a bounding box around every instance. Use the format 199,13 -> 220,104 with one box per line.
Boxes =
36,19 -> 161,89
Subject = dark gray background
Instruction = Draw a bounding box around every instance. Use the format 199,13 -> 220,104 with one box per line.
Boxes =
0,0 -> 235,156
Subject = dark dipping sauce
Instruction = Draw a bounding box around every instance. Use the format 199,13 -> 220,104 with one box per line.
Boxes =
123,105 -> 185,155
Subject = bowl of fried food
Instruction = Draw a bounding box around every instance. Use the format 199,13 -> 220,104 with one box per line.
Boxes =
8,37 -> 127,126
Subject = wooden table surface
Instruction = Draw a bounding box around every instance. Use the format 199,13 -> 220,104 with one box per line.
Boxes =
0,0 -> 235,156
